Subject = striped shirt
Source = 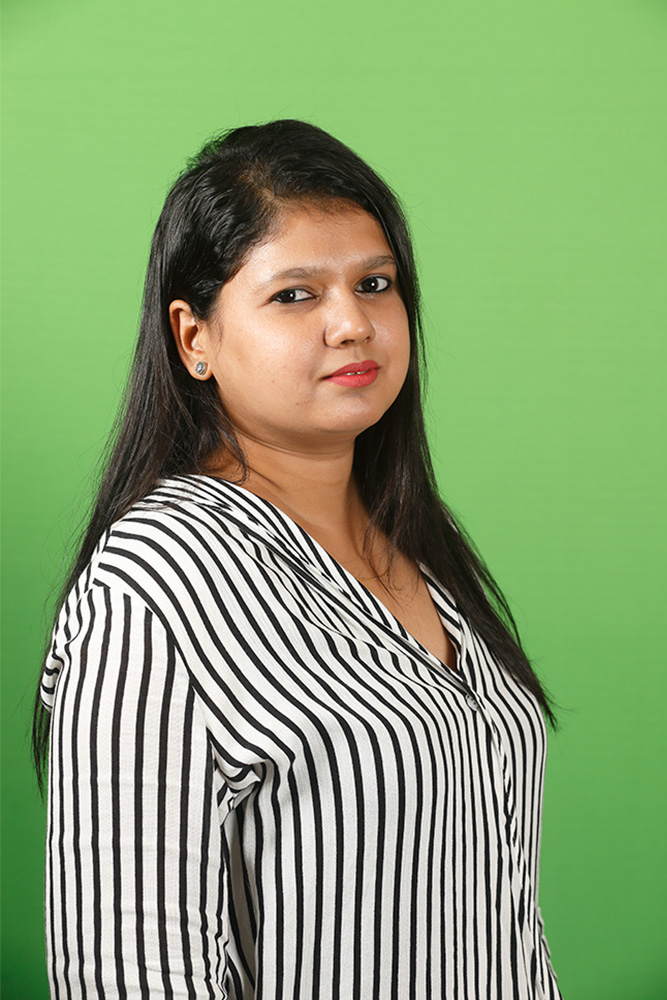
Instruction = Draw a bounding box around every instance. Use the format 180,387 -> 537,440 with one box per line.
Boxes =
41,473 -> 562,999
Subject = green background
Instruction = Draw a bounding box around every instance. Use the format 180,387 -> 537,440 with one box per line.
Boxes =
2,0 -> 665,996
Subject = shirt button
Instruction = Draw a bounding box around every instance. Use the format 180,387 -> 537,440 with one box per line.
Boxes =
465,694 -> 478,711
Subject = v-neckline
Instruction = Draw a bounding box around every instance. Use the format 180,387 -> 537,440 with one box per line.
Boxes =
349,564 -> 463,678
189,474 -> 467,683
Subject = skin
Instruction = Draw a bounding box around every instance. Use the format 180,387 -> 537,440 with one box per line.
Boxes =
170,202 -> 410,543
170,201 -> 457,669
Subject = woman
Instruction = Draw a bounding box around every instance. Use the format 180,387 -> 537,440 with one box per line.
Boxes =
33,119 -> 562,999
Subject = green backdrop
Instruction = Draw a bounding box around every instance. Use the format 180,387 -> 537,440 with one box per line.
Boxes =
2,0 -> 665,997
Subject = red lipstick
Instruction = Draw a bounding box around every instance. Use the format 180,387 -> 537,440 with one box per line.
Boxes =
324,360 -> 379,387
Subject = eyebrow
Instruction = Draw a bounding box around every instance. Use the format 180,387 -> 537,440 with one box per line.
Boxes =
259,254 -> 397,288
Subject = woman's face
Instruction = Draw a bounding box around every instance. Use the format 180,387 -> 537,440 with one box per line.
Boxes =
175,202 -> 411,454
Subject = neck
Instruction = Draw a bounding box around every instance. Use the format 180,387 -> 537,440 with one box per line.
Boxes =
209,433 -> 368,549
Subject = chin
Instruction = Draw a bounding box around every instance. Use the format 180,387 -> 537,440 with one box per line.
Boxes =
325,414 -> 386,437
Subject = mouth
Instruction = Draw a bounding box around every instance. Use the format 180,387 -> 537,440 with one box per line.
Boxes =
324,360 -> 379,378
323,363 -> 380,388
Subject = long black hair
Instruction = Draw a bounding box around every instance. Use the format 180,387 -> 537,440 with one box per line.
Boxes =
32,118 -> 557,794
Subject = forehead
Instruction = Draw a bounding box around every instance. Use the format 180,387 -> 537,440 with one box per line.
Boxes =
242,202 -> 393,275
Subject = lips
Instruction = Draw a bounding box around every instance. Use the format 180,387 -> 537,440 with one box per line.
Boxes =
325,360 -> 379,378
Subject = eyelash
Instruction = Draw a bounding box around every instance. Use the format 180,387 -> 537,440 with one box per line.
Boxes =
272,275 -> 393,304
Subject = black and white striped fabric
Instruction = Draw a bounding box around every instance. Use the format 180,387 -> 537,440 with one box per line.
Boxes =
41,474 -> 561,999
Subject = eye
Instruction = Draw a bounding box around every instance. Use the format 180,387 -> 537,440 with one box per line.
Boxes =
357,275 -> 392,294
272,287 -> 313,304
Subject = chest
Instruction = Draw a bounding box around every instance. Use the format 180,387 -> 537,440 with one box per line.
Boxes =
279,517 -> 459,672
362,569 -> 458,671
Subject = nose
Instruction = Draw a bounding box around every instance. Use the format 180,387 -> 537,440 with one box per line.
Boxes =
323,289 -> 375,347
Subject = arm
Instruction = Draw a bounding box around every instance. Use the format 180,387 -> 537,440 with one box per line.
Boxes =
45,583 -> 228,998
536,904 -> 562,999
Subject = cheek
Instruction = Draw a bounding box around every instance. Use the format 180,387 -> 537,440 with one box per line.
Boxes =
394,321 -> 412,371
394,336 -> 412,396
232,337 -> 314,402
216,326 -> 286,375
258,328 -> 321,382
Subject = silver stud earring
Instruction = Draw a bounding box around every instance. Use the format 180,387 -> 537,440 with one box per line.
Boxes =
194,361 -> 208,376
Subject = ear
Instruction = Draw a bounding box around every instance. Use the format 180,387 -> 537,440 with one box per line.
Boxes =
168,299 -> 214,379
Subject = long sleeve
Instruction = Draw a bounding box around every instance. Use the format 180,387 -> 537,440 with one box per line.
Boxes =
44,582 -> 228,998
40,475 -> 561,999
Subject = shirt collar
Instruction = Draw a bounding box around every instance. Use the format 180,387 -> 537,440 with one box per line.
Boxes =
152,474 -> 466,683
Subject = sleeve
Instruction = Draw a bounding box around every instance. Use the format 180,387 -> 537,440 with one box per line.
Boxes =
44,582 -> 229,999
536,904 -> 562,999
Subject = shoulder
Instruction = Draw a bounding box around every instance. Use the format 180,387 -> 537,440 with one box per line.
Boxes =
70,473 -> 301,644
47,474 -> 299,685
84,476 -> 259,610
43,476 -> 260,704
